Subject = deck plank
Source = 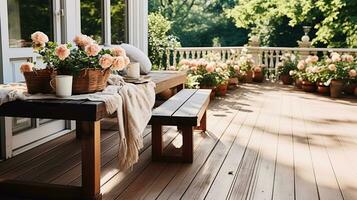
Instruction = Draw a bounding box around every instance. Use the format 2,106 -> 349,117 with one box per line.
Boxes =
1,84 -> 357,200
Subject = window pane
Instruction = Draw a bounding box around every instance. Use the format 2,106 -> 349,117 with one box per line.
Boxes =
81,0 -> 103,44
111,0 -> 127,44
12,118 -> 34,134
7,0 -> 54,48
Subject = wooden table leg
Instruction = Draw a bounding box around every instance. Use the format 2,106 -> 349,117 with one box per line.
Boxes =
75,121 -> 82,139
182,126 -> 193,163
78,121 -> 102,200
152,124 -> 163,161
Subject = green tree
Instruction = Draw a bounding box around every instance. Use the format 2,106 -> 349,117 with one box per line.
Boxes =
226,0 -> 357,48
148,13 -> 180,69
149,0 -> 248,47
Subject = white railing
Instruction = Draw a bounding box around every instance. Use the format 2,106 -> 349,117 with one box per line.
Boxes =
166,46 -> 357,79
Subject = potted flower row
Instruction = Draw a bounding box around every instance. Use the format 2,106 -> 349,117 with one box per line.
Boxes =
20,31 -> 130,96
178,58 -> 230,98
289,53 -> 357,98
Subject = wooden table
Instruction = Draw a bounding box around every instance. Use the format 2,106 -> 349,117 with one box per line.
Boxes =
0,71 -> 185,200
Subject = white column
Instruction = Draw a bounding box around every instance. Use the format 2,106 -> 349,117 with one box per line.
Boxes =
128,0 -> 148,55
63,0 -> 81,43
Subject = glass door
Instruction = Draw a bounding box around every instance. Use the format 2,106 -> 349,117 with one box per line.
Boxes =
1,0 -> 71,158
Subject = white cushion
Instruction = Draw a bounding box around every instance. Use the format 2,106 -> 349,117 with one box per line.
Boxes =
120,43 -> 152,74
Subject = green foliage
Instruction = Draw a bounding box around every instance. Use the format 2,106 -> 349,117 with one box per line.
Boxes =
148,12 -> 181,70
277,54 -> 298,75
149,0 -> 248,47
226,0 -> 357,48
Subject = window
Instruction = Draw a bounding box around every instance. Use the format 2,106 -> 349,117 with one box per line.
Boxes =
111,0 -> 127,44
80,0 -> 103,44
80,0 -> 127,45
7,0 -> 54,48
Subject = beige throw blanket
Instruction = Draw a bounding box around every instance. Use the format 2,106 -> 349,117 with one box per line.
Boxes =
0,75 -> 156,170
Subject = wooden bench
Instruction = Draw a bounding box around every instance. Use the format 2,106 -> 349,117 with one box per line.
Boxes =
149,89 -> 211,163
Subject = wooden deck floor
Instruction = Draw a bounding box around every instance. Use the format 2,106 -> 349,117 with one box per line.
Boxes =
1,84 -> 357,200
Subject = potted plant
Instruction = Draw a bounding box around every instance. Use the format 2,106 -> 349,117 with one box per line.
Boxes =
215,63 -> 230,96
326,52 -> 350,98
277,53 -> 298,85
179,59 -> 218,99
315,65 -> 330,95
344,63 -> 357,95
227,62 -> 239,88
300,65 -> 319,93
20,31 -> 56,94
236,48 -> 255,83
252,65 -> 265,83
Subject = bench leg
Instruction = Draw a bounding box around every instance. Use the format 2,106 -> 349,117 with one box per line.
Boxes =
199,111 -> 207,132
182,126 -> 194,163
152,124 -> 163,161
79,121 -> 102,200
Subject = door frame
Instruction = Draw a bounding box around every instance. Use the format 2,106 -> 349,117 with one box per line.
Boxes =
0,0 -> 74,159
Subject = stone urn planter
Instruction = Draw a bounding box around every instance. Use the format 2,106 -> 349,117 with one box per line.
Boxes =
317,82 -> 330,96
330,80 -> 344,98
253,71 -> 264,83
302,80 -> 316,93
216,83 -> 228,96
295,79 -> 303,89
280,74 -> 293,85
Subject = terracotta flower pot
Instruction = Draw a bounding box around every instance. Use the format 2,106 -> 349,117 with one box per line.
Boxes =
330,79 -> 344,98
317,82 -> 330,96
280,74 -> 293,85
344,82 -> 357,95
216,83 -> 228,96
354,87 -> 357,97
244,71 -> 253,83
200,85 -> 216,100
295,79 -> 303,89
253,71 -> 264,83
302,80 -> 317,93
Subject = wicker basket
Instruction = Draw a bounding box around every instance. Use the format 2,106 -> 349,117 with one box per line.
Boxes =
72,68 -> 111,94
23,68 -> 56,94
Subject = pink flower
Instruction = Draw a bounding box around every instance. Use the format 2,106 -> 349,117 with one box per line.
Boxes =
289,70 -> 295,76
73,34 -> 94,48
305,55 -> 318,64
20,62 -> 34,73
112,56 -> 125,70
206,62 -> 215,73
325,58 -> 332,64
179,59 -> 190,66
328,64 -> 336,71
124,56 -> 130,65
85,44 -> 101,57
55,45 -> 70,60
297,60 -> 305,70
168,66 -> 176,71
190,66 -> 197,71
349,69 -> 357,77
31,31 -> 49,45
215,68 -> 222,73
99,54 -> 113,69
342,54 -> 354,63
331,52 -> 341,62
111,47 -> 126,57
233,65 -> 240,71
254,66 -> 262,73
